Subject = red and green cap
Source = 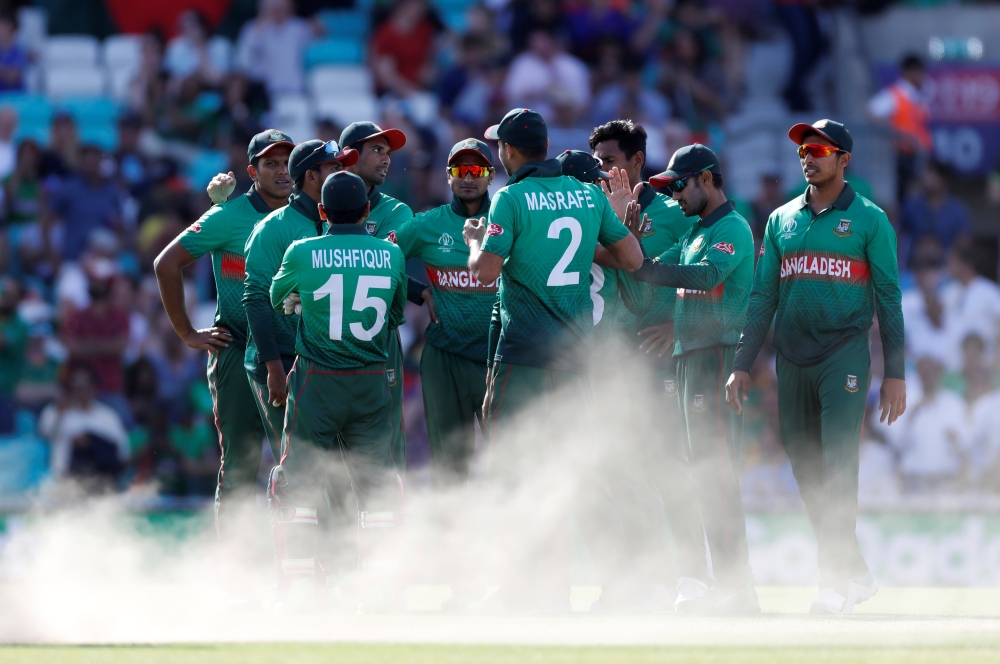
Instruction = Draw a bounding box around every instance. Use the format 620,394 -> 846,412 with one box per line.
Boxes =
649,143 -> 721,188
448,138 -> 494,166
484,108 -> 548,148
339,121 -> 407,151
321,171 -> 369,212
248,129 -> 294,160
289,139 -> 358,182
788,118 -> 853,153
556,149 -> 609,184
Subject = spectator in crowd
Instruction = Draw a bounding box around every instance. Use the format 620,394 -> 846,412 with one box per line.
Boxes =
464,2 -> 507,62
589,40 -> 670,130
38,366 -> 129,485
564,0 -> 636,64
651,27 -> 727,136
164,10 -> 228,89
214,73 -> 270,140
774,0 -> 826,113
507,0 -> 565,54
129,33 -> 168,124
882,356 -> 968,493
858,424 -> 901,503
3,139 -> 45,277
124,356 -> 159,432
114,113 -> 154,203
899,161 -> 972,268
505,29 -> 590,122
960,334 -> 993,405
749,172 -> 785,242
0,105 -> 17,180
372,0 -> 439,98
40,111 -> 80,179
0,276 -> 28,434
437,35 -> 506,132
146,315 -> 202,423
236,0 -> 317,98
901,236 -> 949,365
966,345 -> 1000,491
940,239 -> 1000,371
868,53 -> 932,203
0,13 -> 28,93
16,325 -> 63,414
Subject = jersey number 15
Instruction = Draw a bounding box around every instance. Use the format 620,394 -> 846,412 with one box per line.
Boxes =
314,274 -> 390,341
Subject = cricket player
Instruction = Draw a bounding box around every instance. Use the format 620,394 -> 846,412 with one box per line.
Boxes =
465,107 -> 643,611
340,121 -> 422,472
243,139 -> 358,445
727,119 -> 906,615
590,120 -> 712,607
622,143 -> 758,614
153,129 -> 294,606
392,138 -> 497,487
268,170 -> 406,592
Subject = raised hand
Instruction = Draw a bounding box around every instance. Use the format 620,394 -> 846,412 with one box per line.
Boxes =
601,167 -> 637,222
207,171 -> 237,205
463,216 -> 487,246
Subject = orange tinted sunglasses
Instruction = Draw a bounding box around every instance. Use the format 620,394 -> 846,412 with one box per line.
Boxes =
797,143 -> 843,159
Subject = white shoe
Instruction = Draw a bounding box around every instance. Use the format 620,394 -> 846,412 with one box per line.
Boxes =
846,572 -> 878,611
809,587 -> 849,615
674,577 -> 709,611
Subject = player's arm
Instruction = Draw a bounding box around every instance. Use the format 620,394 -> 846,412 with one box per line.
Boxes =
468,191 -> 515,285
727,215 -> 782,413
635,221 -> 743,291
391,215 -> 438,320
617,269 -> 653,316
868,210 -> 907,425
243,223 -> 288,405
594,196 -> 642,271
153,207 -> 233,352
388,247 -> 408,329
269,243 -> 300,309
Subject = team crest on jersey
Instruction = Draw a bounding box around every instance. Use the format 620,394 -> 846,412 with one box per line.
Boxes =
438,232 -> 455,251
364,221 -> 377,235
664,379 -> 677,397
712,242 -> 735,255
487,223 -> 504,236
845,374 -> 858,393
387,230 -> 397,244
386,368 -> 397,387
780,219 -> 798,239
692,394 -> 706,412
834,219 -> 852,237
642,220 -> 655,238
689,236 -> 705,253
187,221 -> 201,233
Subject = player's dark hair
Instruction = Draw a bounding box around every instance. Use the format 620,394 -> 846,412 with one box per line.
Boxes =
511,144 -> 547,163
250,156 -> 261,170
901,53 -> 924,72
588,119 -> 647,160
712,172 -> 724,189
326,202 -> 369,225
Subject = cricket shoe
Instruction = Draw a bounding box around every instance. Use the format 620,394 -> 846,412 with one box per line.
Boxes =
846,572 -> 879,612
673,577 -> 709,612
676,583 -> 761,615
809,587 -> 849,615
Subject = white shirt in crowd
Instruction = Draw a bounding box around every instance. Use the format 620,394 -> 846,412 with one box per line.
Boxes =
38,401 -> 130,479
858,439 -> 900,501
236,15 -> 314,97
880,382 -> 968,479
940,276 -> 1000,368
966,390 -> 1000,483
503,50 -> 590,120
867,78 -> 928,120
901,287 -> 951,366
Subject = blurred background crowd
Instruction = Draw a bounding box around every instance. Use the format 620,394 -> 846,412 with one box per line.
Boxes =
1,0 -> 1000,506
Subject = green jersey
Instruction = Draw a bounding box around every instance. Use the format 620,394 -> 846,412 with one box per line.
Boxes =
592,265 -> 651,369
636,201 -> 754,356
270,225 -> 407,369
0,313 -> 28,396
177,187 -> 272,345
243,190 -> 324,380
481,159 -> 630,372
364,189 -> 414,241
394,195 -> 496,364
732,183 -> 905,379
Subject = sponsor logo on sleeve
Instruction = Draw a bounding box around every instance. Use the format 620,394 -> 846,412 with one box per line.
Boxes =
834,219 -> 852,237
187,221 -> 201,233
845,374 -> 859,392
711,241 -> 735,255
758,243 -> 765,257
387,230 -> 397,244
487,223 -> 504,236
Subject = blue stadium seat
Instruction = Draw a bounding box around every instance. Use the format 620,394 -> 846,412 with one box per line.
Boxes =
56,96 -> 120,125
187,150 -> 229,189
304,38 -> 365,68
433,0 -> 476,12
15,410 -> 36,436
78,122 -> 118,151
0,435 -> 50,495
14,121 -> 49,145
318,10 -> 369,38
0,93 -> 53,126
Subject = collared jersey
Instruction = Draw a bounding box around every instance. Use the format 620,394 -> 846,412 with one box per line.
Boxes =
649,201 -> 755,355
592,264 -> 651,370
733,183 -> 905,379
481,159 -> 631,372
178,187 -> 272,345
363,188 -> 413,328
393,196 -> 496,364
243,190 -> 324,378
271,224 -> 407,369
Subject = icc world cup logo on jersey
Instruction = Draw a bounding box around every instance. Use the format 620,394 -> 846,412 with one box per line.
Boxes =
438,233 -> 454,251
845,374 -> 858,392
780,219 -> 798,239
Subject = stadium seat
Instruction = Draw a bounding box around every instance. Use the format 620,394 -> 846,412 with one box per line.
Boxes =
16,6 -> 47,57
0,92 -> 53,125
45,67 -> 106,97
0,436 -> 49,495
308,65 -> 372,98
14,121 -> 49,145
57,96 -> 119,124
43,35 -> 100,69
102,34 -> 142,71
304,38 -> 365,68
273,94 -> 312,124
317,10 -> 369,37
313,93 -> 377,127
108,68 -> 135,102
208,35 -> 234,73
78,122 -> 118,150
187,150 -> 229,189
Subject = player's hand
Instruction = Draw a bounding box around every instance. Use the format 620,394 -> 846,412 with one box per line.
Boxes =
182,326 -> 232,352
725,371 -> 750,415
422,288 -> 439,323
600,167 -> 638,223
637,321 -> 674,357
266,362 -> 288,408
282,292 -> 302,316
463,217 -> 487,246
207,171 -> 237,205
623,201 -> 648,242
879,377 -> 906,425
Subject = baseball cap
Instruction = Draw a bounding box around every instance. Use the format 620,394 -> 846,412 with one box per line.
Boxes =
340,121 -> 407,151
289,139 -> 359,182
788,119 -> 853,153
248,129 -> 295,161
321,171 -> 369,212
484,108 -> 548,148
448,138 -> 493,166
556,150 -> 609,184
649,143 -> 721,188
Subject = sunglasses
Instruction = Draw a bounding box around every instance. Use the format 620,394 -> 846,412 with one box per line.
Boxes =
664,165 -> 714,193
797,143 -> 843,159
447,164 -> 492,179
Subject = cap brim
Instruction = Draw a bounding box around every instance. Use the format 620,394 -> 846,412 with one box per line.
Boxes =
649,171 -> 681,188
484,125 -> 500,141
317,146 -> 360,168
252,141 -> 294,159
595,169 -> 611,180
359,128 -> 406,151
448,148 -> 493,166
788,123 -> 838,148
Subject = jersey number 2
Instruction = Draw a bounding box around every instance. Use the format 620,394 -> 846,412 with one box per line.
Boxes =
546,217 -> 582,286
314,274 -> 391,341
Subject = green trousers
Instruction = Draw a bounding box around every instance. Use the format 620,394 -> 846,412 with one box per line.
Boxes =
207,343 -> 272,542
776,333 -> 871,589
420,343 -> 487,488
676,345 -> 751,589
247,370 -> 286,460
486,361 -> 628,608
387,328 -> 405,471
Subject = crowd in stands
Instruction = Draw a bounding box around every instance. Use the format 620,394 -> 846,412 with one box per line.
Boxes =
0,0 -> 996,504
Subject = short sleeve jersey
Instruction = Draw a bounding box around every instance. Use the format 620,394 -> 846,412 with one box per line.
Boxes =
271,225 -> 407,368
393,197 -> 496,364
481,159 -> 630,372
363,189 -> 413,328
177,187 -> 272,345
